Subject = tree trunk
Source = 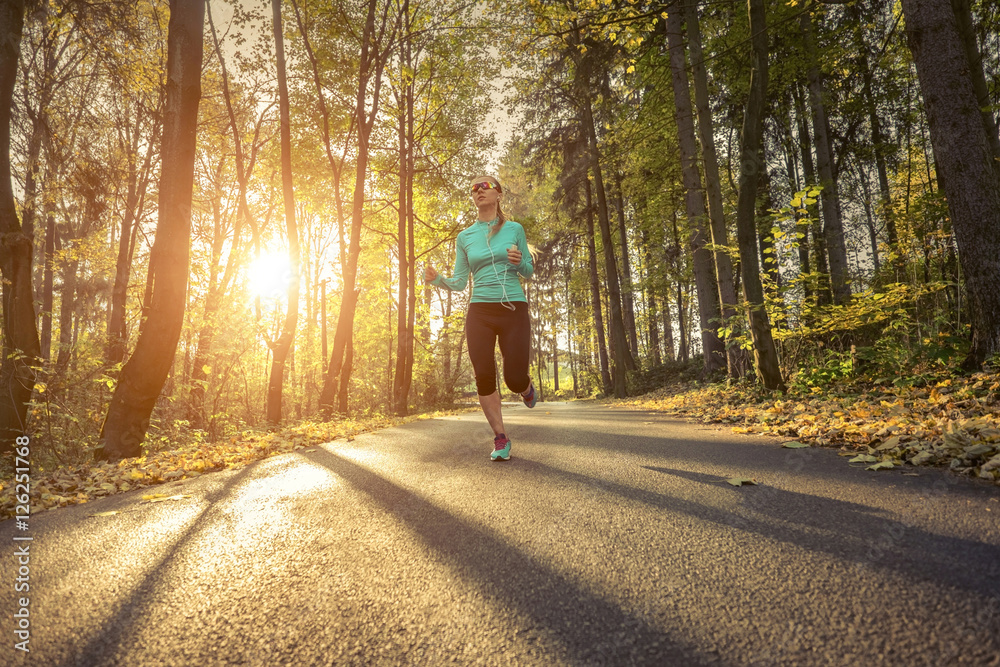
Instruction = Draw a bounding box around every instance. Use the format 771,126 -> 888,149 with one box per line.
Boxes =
96,0 -> 204,460
801,11 -> 851,304
108,109 -> 159,366
685,0 -> 747,378
781,114 -> 812,302
583,108 -> 630,395
793,84 -> 829,304
736,0 -> 785,391
289,0 -> 349,275
266,0 -> 300,424
671,212 -> 687,362
848,2 -> 897,251
902,0 -> 1000,369
393,2 -> 415,416
612,172 -> 638,360
584,177 -> 612,394
196,0 -> 264,425
0,0 -> 41,457
393,108 -> 409,414
662,296 -> 675,362
320,0 -> 391,416
757,163 -> 779,294
552,332 -> 559,391
856,165 -> 881,273
950,0 -> 1000,165
666,7 -> 726,376
54,256 -> 77,374
40,213 -> 54,360
640,228 -> 661,366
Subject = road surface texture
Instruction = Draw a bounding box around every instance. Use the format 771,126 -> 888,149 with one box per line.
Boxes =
2,400 -> 999,666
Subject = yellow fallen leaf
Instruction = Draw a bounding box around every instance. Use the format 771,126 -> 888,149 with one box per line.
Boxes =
145,494 -> 192,503
89,511 -> 121,518
877,436 -> 902,451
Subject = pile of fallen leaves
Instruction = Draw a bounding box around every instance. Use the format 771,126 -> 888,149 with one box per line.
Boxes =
619,372 -> 1000,484
0,410 -> 464,520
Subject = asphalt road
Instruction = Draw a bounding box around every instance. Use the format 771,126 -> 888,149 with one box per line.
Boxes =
2,400 -> 1000,666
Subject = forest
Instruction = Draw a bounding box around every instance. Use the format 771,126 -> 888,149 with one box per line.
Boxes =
0,0 -> 998,476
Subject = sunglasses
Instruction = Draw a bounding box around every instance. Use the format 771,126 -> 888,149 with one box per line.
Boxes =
471,181 -> 500,193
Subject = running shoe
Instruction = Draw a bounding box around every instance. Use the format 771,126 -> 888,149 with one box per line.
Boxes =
521,381 -> 537,408
491,433 -> 511,461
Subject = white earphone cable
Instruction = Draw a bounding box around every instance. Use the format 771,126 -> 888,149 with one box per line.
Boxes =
486,222 -> 516,311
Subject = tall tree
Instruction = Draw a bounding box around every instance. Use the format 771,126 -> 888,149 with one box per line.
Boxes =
950,0 -> 1000,165
846,1 -> 897,253
319,0 -> 397,415
612,171 -> 638,359
901,0 -> 1000,369
570,27 -> 632,397
685,0 -> 747,378
96,0 -> 204,460
735,0 -> 785,391
666,7 -> 725,375
800,8 -> 851,304
107,106 -> 160,365
0,0 -> 41,457
266,0 -> 300,423
391,0 -> 415,416
584,175 -> 612,394
189,0 -> 268,427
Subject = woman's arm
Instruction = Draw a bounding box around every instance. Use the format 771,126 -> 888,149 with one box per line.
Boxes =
510,225 -> 533,279
429,236 -> 471,291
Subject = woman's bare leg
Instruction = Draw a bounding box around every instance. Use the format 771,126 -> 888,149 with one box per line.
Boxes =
478,391 -> 506,436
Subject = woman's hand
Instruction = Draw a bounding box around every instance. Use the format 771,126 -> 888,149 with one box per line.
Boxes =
424,264 -> 438,282
506,246 -> 522,265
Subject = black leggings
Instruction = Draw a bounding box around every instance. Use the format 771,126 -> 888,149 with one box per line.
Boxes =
465,301 -> 531,396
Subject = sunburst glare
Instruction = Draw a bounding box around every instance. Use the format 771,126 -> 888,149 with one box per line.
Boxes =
248,251 -> 293,300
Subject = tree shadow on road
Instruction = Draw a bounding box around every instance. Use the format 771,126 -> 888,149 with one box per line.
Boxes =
57,463 -> 259,667
486,452 -> 1000,603
530,459 -> 1000,601
301,447 -> 732,667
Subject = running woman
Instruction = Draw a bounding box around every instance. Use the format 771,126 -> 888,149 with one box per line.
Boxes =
424,175 -> 536,461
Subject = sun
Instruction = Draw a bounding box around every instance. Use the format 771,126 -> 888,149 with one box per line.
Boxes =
248,251 -> 293,299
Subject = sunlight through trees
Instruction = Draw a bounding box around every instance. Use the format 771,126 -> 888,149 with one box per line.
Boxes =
0,0 -> 996,465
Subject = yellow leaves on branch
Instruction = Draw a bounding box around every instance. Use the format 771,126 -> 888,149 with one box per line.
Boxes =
621,373 -> 1000,483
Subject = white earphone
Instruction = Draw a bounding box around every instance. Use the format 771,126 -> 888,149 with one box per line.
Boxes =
485,221 -> 516,311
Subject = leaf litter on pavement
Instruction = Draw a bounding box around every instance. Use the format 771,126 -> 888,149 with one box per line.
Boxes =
1,410 -> 467,520
618,372 -> 1000,485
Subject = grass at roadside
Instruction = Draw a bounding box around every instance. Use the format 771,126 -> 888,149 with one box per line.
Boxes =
615,371 -> 1000,485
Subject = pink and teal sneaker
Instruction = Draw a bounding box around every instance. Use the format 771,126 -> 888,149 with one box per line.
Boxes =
491,433 -> 511,461
521,382 -> 537,408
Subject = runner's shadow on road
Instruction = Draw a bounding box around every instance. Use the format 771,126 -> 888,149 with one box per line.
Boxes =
301,448 -> 731,667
